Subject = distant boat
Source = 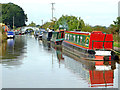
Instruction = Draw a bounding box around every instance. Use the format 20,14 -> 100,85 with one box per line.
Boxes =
7,31 -> 15,39
38,28 -> 46,40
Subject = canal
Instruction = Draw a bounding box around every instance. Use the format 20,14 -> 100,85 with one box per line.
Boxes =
0,35 -> 119,88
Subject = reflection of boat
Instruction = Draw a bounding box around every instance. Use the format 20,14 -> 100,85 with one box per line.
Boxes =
42,40 -> 51,51
63,31 -> 114,60
54,46 -> 64,62
55,47 -> 116,88
7,39 -> 14,47
2,36 -> 27,60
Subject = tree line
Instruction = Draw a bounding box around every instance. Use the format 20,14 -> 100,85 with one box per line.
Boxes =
42,15 -> 120,34
0,3 -> 27,29
41,15 -> 119,47
1,2 -> 119,46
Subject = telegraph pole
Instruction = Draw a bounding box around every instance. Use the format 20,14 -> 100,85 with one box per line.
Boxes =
41,19 -> 43,26
13,16 -> 14,30
118,1 -> 120,37
51,3 -> 55,20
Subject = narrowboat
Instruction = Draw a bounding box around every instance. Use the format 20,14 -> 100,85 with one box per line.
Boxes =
38,28 -> 46,40
51,30 -> 65,45
42,30 -> 52,41
34,30 -> 39,37
62,31 -> 114,60
7,31 -> 15,39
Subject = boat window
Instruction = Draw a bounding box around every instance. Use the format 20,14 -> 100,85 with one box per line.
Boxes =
70,34 -> 72,41
68,34 -> 69,40
85,37 -> 89,47
80,36 -> 82,44
73,35 -> 75,42
77,36 -> 79,43
61,32 -> 64,38
82,36 -> 85,45
58,32 -> 61,38
86,39 -> 89,47
65,34 -> 67,40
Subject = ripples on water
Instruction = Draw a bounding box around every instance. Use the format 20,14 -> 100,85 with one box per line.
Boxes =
0,35 -> 119,88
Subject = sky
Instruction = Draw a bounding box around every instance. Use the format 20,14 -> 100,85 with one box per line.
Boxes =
0,0 -> 120,27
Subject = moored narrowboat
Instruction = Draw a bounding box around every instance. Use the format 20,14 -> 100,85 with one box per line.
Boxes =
7,31 -> 15,39
62,31 -> 114,60
51,30 -> 65,45
42,30 -> 52,41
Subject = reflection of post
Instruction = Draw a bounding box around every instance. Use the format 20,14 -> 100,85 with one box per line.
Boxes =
52,51 -> 53,68
103,71 -> 107,87
13,40 -> 14,54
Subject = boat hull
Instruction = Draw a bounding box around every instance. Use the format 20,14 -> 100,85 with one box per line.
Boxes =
62,40 -> 113,61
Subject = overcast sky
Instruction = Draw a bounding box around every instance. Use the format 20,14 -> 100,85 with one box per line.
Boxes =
0,0 -> 119,27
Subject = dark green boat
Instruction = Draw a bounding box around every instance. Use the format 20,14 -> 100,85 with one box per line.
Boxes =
51,30 -> 65,45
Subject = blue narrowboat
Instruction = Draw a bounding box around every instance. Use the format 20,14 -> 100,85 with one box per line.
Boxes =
7,31 -> 15,39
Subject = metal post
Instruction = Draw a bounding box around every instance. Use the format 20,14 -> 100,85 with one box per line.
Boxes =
51,3 -> 55,20
13,16 -> 14,30
41,19 -> 43,26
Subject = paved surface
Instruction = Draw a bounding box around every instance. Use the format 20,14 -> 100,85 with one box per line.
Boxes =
114,47 -> 120,51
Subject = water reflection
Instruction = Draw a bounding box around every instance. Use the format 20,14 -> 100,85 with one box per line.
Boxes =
1,36 -> 119,88
7,39 -> 15,47
53,44 -> 117,88
42,40 -> 51,51
0,36 -> 27,66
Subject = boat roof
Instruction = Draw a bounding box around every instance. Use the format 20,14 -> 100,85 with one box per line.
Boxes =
65,31 -> 91,35
7,31 -> 14,33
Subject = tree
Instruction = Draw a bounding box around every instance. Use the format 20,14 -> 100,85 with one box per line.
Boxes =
1,3 -> 28,29
82,24 -> 93,32
113,17 -> 120,33
54,15 -> 85,31
28,21 -> 36,27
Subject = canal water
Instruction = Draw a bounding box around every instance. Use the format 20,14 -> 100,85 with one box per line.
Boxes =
0,35 -> 119,88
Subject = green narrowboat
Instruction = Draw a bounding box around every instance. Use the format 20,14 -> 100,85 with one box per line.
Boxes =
63,31 -> 115,60
51,30 -> 65,45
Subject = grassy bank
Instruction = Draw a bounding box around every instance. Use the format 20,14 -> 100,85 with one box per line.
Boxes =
114,42 -> 120,48
0,32 -> 7,43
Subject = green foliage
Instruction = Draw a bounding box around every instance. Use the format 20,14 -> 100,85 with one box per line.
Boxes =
41,15 -> 119,47
113,17 -> 120,25
1,3 -> 27,29
55,15 -> 85,31
42,15 -> 85,31
114,42 -> 120,48
42,22 -> 51,30
28,21 -> 36,27
108,17 -> 120,43
81,24 -> 93,32
109,16 -> 120,34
